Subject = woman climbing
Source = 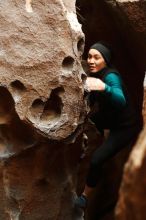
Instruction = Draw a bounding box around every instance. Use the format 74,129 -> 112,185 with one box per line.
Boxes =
75,41 -> 142,209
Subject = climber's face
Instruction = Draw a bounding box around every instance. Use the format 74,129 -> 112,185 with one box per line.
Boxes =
87,49 -> 106,73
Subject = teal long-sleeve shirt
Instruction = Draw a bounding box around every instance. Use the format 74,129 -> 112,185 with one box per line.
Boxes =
89,69 -> 137,129
103,73 -> 126,108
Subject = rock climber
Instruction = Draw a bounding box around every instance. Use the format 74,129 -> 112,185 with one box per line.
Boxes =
75,41 -> 142,209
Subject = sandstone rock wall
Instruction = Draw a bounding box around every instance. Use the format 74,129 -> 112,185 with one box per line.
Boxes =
0,1 -> 87,219
0,0 -> 146,219
0,0 -> 85,141
115,127 -> 146,220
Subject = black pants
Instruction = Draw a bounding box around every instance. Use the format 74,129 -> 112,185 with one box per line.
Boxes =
86,124 -> 141,187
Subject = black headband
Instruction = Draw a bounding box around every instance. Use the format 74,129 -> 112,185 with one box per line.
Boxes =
90,42 -> 111,65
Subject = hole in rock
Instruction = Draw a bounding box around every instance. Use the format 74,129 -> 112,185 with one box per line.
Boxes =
10,80 -> 26,102
0,86 -> 15,124
77,38 -> 85,54
10,80 -> 26,92
31,99 -> 45,120
32,99 -> 45,111
41,87 -> 64,122
81,72 -> 87,84
62,56 -> 75,71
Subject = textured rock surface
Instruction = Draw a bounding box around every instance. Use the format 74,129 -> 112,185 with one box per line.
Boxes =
0,0 -> 145,219
0,0 -> 85,141
0,1 -> 87,220
115,127 -> 146,220
0,138 -> 85,220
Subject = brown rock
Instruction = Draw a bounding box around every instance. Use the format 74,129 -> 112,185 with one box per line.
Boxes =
0,0 -> 87,219
0,0 -> 85,140
1,139 -> 84,220
116,127 -> 146,220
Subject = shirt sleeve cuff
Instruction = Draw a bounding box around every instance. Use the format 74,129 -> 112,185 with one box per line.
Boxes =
104,84 -> 111,94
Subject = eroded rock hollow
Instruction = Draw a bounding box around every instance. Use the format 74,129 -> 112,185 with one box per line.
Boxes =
0,0 -> 146,220
0,0 -> 86,219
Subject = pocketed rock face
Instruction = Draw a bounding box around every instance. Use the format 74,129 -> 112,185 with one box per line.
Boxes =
0,0 -> 85,141
115,127 -> 146,220
0,1 -> 87,220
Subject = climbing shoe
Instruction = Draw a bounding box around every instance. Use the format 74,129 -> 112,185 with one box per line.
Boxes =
74,194 -> 88,209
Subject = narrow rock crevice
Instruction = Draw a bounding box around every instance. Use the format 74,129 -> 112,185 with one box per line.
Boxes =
76,0 -> 145,219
